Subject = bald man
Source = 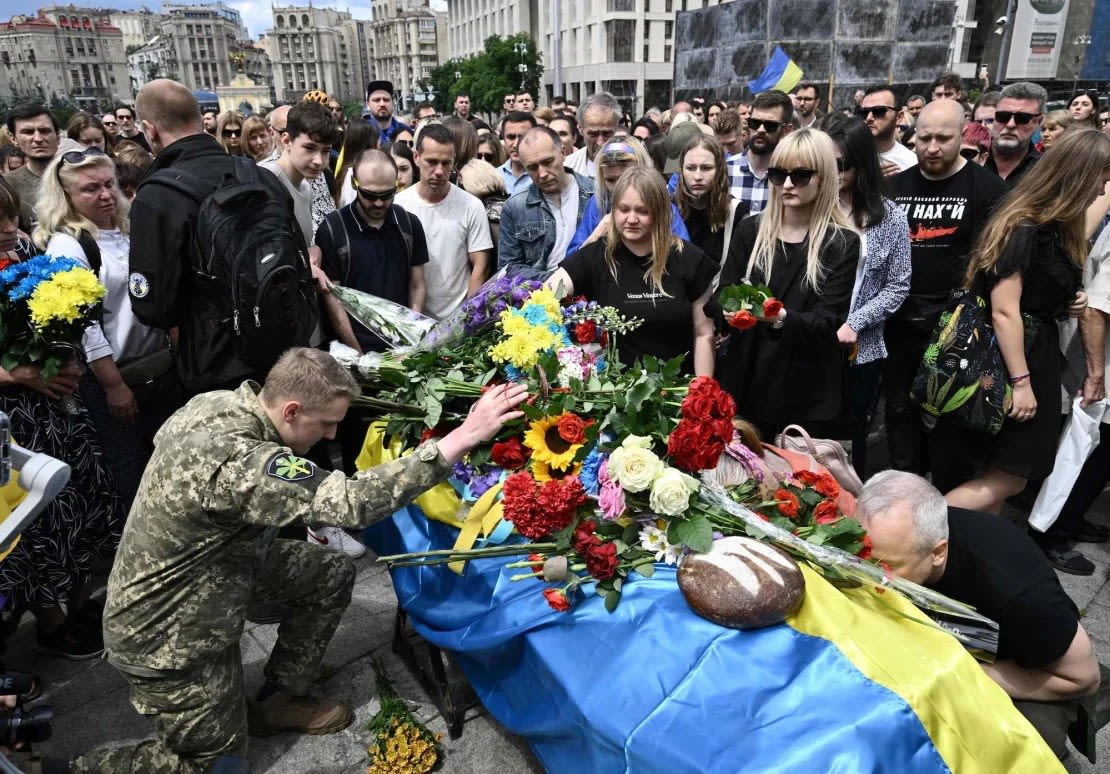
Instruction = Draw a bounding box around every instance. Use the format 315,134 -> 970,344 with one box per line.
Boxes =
883,98 -> 1010,480
265,104 -> 291,161
128,79 -> 310,396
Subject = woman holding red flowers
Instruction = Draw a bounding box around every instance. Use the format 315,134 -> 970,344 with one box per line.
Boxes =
547,167 -> 718,376
714,129 -> 860,439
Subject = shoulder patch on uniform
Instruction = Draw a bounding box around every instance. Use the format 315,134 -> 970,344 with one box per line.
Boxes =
266,452 -> 317,482
129,272 -> 150,298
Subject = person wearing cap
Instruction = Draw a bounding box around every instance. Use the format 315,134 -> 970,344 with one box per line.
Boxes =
497,126 -> 595,280
363,80 -> 411,144
662,120 -> 703,193
566,138 -> 689,256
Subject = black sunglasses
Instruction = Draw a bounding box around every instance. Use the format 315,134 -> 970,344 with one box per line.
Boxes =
994,111 -> 1042,126
353,182 -> 397,203
394,139 -> 412,148
222,128 -> 242,138
747,118 -> 782,133
854,106 -> 896,119
959,147 -> 983,160
57,146 -> 106,180
476,152 -> 495,162
767,167 -> 816,187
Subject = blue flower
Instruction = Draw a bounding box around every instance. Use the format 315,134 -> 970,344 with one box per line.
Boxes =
580,447 -> 607,496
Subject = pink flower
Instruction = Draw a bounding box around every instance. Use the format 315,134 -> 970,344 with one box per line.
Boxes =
598,460 -> 626,520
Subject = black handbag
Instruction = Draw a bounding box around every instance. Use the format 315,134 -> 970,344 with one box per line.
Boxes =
910,289 -> 1038,435
117,347 -> 178,402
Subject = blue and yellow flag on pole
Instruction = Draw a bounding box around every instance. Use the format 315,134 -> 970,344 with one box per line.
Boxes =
749,45 -> 804,94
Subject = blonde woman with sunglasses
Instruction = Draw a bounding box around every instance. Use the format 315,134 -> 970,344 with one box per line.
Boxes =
715,128 -> 860,439
565,138 -> 689,255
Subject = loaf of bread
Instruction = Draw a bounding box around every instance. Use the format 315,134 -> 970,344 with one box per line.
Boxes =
677,537 -> 805,629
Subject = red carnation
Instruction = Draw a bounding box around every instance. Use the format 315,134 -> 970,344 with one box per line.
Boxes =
574,320 -> 598,344
543,587 -> 571,612
857,534 -> 873,560
536,476 -> 587,534
503,472 -> 545,538
491,437 -> 529,469
815,473 -> 841,500
775,488 -> 800,519
813,499 -> 840,525
572,518 -> 601,553
762,297 -> 784,318
729,310 -> 757,330
557,413 -> 588,445
583,541 -> 620,580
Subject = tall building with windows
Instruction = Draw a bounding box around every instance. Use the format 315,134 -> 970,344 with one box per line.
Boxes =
107,8 -> 165,51
0,10 -> 130,109
266,6 -> 370,104
155,2 -> 251,92
370,0 -> 447,112
446,0 -> 723,114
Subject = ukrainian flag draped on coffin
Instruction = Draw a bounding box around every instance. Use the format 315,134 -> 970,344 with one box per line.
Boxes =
364,505 -> 1063,774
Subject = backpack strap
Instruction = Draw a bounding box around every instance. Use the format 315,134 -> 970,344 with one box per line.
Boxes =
139,167 -> 216,204
393,206 -> 414,266
323,210 -> 351,284
714,199 -> 742,290
75,230 -> 102,275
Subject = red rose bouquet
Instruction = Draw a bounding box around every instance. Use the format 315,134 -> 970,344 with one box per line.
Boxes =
719,282 -> 783,331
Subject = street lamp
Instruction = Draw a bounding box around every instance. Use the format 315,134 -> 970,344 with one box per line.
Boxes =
514,41 -> 528,89
1073,34 -> 1093,96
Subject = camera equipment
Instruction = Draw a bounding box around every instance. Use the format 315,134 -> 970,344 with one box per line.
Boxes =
0,411 -> 71,557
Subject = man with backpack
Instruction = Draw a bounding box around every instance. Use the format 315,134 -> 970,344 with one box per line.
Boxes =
128,79 -> 320,396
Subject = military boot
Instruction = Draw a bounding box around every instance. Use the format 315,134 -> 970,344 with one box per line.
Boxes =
247,690 -> 353,736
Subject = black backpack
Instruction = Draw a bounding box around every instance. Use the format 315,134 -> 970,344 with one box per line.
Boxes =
141,157 -> 318,370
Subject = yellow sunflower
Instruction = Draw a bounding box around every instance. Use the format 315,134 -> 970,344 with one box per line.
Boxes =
531,457 -> 582,483
523,414 -> 583,471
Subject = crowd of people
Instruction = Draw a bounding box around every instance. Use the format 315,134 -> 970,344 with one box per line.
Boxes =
0,70 -> 1109,771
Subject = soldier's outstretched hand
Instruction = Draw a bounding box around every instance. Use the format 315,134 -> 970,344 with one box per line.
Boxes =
438,383 -> 529,464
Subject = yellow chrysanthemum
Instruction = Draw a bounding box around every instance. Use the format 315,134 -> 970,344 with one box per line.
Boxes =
27,268 -> 105,327
524,414 -> 584,472
489,314 -> 563,370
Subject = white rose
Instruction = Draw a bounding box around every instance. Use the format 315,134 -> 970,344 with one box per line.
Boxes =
649,467 -> 700,516
621,434 -> 654,450
608,443 -> 664,493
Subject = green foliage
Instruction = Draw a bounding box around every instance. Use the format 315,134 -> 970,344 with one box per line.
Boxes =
429,33 -> 543,114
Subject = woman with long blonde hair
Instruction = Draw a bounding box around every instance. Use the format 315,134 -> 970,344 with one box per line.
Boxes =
715,128 -> 861,438
216,110 -> 245,156
566,138 -> 689,255
547,166 -> 717,375
942,130 -> 1110,517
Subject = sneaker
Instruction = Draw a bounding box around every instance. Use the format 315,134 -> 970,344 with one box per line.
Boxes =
307,526 -> 366,559
247,690 -> 353,737
1044,546 -> 1095,576
36,621 -> 104,661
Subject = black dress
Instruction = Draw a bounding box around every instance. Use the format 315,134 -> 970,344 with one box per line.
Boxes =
935,223 -> 1079,486
716,215 -> 860,438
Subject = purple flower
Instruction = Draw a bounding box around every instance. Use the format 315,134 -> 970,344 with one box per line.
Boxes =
468,467 -> 503,498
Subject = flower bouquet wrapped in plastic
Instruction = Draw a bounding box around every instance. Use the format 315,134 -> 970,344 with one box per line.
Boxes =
415,269 -> 543,352
328,284 -> 436,349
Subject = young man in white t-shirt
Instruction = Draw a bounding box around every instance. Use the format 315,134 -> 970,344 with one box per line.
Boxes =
395,123 -> 492,319
259,101 -> 336,246
857,85 -> 917,176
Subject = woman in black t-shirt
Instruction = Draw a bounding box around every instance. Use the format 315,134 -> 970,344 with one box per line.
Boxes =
674,134 -> 747,265
715,129 -> 860,439
548,167 -> 717,376
942,130 -> 1110,514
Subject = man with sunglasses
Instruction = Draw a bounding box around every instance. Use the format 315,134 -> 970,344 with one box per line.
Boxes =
985,82 -> 1046,187
101,112 -> 119,134
726,90 -> 793,214
858,85 -> 917,175
3,102 -> 59,231
885,99 -> 1009,477
114,104 -> 152,152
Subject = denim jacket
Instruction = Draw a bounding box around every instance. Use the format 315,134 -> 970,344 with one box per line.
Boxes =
497,170 -> 594,280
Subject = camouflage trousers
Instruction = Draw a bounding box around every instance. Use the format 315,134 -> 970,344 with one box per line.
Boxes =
72,539 -> 357,773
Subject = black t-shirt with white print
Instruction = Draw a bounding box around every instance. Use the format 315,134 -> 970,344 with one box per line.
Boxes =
891,161 -> 1009,322
561,238 -> 716,374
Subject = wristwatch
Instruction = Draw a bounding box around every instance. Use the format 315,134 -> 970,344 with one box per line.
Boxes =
772,311 -> 786,330
416,440 -> 440,463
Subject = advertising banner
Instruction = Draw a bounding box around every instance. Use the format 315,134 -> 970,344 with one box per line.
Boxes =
1005,0 -> 1072,79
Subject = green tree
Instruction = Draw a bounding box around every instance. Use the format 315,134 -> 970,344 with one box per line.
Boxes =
429,33 -> 542,115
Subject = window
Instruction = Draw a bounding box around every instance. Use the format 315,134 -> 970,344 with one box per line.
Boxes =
606,19 -> 634,62
665,20 -> 673,39
608,0 -> 634,10
664,44 -> 671,62
643,42 -> 649,62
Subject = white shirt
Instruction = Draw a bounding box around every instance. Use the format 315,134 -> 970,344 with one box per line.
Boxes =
547,177 -> 580,270
395,184 -> 493,319
338,167 -> 356,208
1062,225 -> 1110,420
259,159 -> 314,244
566,146 -> 596,180
46,231 -> 163,363
879,141 -> 918,172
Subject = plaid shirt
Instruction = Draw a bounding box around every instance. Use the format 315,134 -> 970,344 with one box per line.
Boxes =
726,151 -> 769,214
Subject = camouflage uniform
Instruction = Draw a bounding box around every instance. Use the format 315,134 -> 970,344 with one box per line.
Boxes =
72,382 -> 449,773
